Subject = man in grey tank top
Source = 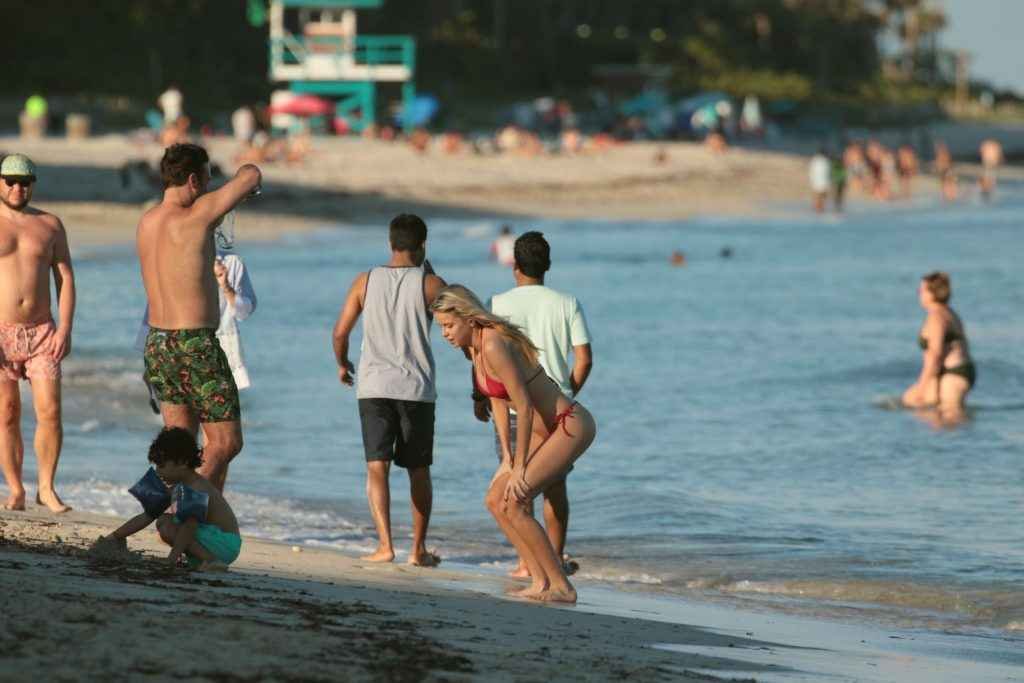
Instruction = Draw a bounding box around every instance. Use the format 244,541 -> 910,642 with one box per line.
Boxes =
332,214 -> 446,566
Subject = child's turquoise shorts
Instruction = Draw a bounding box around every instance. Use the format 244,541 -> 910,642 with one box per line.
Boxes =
190,523 -> 242,565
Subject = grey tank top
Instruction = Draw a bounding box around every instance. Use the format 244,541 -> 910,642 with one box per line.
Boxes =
356,266 -> 437,402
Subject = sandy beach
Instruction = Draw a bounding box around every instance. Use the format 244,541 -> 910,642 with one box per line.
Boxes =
6,506 -> 1023,682
0,134 -> 869,250
0,507 -> 787,682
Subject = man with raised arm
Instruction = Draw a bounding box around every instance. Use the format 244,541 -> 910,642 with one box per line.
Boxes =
137,143 -> 261,492
0,154 -> 76,512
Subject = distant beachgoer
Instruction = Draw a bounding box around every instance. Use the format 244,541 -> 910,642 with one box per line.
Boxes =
809,149 -> 830,213
95,428 -> 242,570
137,251 -> 258,412
706,129 -> 728,154
864,140 -> 884,197
138,144 -> 261,492
670,250 -> 687,267
878,148 -> 896,201
409,128 -> 431,154
719,246 -> 733,259
979,139 -> 1003,201
0,154 -> 76,513
432,285 -> 596,603
158,85 -> 184,125
439,132 -> 465,155
231,106 -> 256,145
332,214 -> 446,566
934,142 -> 958,201
490,226 -> 516,267
478,231 -> 593,578
160,116 -> 192,148
843,142 -> 867,194
896,145 -> 918,199
902,272 -> 975,420
830,154 -> 848,212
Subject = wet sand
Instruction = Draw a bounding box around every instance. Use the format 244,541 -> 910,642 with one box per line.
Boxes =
3,508 -> 1022,682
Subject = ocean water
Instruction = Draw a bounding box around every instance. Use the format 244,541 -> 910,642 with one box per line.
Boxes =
19,193 -> 1024,639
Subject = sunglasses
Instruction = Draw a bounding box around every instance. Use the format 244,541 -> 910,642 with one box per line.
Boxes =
3,177 -> 35,188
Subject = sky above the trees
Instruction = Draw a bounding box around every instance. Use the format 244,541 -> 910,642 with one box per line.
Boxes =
941,0 -> 1024,94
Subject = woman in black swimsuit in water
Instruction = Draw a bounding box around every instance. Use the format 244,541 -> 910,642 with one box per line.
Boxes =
902,272 -> 975,419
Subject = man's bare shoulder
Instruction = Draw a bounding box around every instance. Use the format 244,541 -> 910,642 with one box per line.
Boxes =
11,206 -> 62,230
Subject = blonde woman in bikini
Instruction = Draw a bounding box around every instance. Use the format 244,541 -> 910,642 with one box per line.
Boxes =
431,285 -> 596,603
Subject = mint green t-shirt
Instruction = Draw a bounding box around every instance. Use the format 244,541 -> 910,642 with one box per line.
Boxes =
490,285 -> 591,397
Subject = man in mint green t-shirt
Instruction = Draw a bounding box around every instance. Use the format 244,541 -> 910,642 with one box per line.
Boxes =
475,230 -> 592,577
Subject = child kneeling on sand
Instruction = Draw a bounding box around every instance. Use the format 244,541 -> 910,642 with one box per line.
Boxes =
97,427 -> 242,570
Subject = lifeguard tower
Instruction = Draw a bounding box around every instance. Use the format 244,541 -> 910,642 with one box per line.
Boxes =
267,0 -> 415,132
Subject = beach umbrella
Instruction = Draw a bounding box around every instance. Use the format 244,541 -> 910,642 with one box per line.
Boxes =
267,95 -> 334,118
398,95 -> 439,128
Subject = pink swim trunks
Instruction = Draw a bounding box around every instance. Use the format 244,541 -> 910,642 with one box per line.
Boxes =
0,319 -> 61,381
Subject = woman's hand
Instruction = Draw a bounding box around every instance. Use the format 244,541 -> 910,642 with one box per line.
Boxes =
901,384 -> 921,407
902,381 -> 938,408
504,469 -> 531,505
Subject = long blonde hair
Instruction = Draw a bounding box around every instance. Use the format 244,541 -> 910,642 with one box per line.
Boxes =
431,284 -> 539,365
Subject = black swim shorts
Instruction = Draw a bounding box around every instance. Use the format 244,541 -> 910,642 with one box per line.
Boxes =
358,399 -> 434,469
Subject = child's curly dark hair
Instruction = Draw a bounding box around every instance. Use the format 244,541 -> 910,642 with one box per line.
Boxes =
147,427 -> 203,469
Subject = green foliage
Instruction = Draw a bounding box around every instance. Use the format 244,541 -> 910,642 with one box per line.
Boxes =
0,0 -> 947,118
697,70 -> 813,101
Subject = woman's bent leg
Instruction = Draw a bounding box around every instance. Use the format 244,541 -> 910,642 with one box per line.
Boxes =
509,406 -> 596,603
486,472 -> 547,595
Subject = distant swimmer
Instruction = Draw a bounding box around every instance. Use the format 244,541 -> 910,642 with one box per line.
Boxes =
979,138 -> 1003,201
901,272 -> 975,423
490,225 -> 516,267
0,154 -> 76,513
670,250 -> 686,267
432,285 -> 596,603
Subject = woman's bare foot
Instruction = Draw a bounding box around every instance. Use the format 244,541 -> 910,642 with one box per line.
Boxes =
510,582 -> 546,598
361,547 -> 395,563
408,550 -> 441,567
36,489 -> 71,514
533,585 -> 578,604
507,563 -> 531,579
2,490 -> 25,511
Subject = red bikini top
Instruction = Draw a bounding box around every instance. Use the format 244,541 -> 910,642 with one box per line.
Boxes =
473,365 -> 510,400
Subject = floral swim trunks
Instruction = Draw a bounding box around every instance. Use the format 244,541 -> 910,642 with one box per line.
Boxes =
144,328 -> 240,422
0,319 -> 62,382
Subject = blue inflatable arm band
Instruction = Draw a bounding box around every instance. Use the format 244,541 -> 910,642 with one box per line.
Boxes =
128,467 -> 172,518
173,485 -> 209,525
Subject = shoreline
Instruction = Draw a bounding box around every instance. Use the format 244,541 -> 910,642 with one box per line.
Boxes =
3,508 -> 1023,681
